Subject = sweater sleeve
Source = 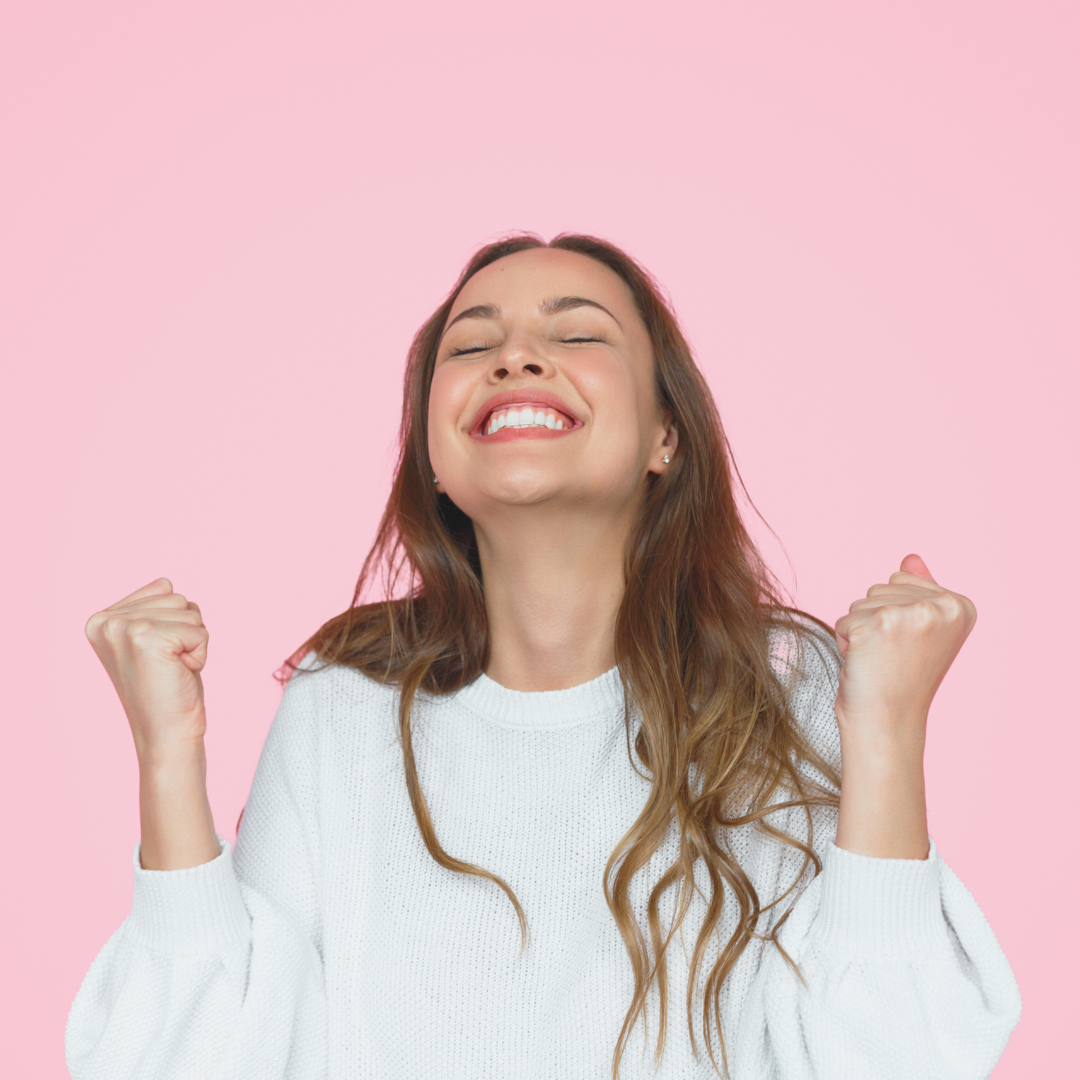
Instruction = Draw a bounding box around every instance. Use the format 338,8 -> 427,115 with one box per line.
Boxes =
65,661 -> 329,1080
735,622 -> 1022,1079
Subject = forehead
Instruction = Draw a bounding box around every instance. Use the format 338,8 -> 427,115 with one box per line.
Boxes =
448,247 -> 638,321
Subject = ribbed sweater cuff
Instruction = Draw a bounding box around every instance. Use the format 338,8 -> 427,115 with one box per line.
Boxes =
812,836 -> 952,957
127,835 -> 251,956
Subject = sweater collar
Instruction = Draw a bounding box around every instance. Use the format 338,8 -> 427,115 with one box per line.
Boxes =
453,665 -> 625,730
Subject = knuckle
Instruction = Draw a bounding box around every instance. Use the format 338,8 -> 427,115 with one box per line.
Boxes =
940,594 -> 965,622
125,618 -> 154,644
872,604 -> 903,632
912,599 -> 940,629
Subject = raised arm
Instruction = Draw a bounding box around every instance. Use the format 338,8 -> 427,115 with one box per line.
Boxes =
83,577 -> 220,869
67,580 -> 327,1079
739,587 -> 1021,1078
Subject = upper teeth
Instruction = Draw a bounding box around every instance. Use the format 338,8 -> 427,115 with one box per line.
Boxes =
484,406 -> 568,435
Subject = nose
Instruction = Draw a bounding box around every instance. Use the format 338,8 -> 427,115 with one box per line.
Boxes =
487,338 -> 552,382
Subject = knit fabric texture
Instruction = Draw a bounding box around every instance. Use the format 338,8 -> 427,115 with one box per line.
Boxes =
66,622 -> 1021,1079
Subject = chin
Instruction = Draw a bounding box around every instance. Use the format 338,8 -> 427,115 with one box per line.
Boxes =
447,468 -> 573,513
479,479 -> 564,509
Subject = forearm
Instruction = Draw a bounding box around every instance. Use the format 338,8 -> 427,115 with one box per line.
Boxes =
835,724 -> 930,860
138,741 -> 221,870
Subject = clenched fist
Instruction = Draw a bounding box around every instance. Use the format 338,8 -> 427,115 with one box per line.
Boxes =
834,553 -> 977,747
86,577 -> 209,759
831,553 -> 976,860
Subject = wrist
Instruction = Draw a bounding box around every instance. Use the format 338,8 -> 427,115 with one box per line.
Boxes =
837,712 -> 927,765
136,737 -> 207,777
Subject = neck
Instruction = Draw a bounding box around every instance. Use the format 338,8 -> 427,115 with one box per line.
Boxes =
475,502 -> 636,692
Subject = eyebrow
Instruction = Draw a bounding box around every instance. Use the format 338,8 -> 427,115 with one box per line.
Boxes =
442,295 -> 622,337
539,295 -> 622,328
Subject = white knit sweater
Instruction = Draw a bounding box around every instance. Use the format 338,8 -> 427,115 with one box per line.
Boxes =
66,624 -> 1021,1079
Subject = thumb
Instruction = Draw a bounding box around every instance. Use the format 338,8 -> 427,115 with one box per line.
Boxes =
901,552 -> 937,584
156,621 -> 210,673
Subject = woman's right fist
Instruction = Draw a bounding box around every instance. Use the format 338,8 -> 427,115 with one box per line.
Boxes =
85,578 -> 210,761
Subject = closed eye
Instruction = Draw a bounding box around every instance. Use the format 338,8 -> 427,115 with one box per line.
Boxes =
449,336 -> 603,357
448,344 -> 493,356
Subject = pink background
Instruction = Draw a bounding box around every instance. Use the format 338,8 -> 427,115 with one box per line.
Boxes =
2,3 -> 1076,1075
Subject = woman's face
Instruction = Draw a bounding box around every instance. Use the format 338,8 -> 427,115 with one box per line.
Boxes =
428,247 -> 676,524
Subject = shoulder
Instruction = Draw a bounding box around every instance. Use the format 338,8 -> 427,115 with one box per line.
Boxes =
270,651 -> 404,745
767,610 -> 841,699
284,650 -> 399,700
766,611 -> 843,776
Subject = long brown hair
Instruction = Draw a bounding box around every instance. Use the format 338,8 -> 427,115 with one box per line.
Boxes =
285,232 -> 842,1078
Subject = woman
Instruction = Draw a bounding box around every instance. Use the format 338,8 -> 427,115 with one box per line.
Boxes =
67,234 -> 1021,1079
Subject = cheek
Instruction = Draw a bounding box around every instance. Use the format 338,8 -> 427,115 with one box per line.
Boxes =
576,356 -> 655,451
426,366 -> 467,466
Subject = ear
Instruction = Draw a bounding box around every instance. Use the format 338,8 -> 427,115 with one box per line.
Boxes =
648,412 -> 679,474
662,415 -> 678,453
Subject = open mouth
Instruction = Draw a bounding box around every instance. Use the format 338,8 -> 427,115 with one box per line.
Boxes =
479,404 -> 576,436
471,392 -> 582,439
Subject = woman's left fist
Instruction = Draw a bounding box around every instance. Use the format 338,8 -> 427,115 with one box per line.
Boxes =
833,553 -> 977,747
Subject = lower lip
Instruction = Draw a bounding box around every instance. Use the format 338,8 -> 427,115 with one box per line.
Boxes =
472,425 -> 579,443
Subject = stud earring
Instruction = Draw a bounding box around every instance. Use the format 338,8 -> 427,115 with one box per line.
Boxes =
433,476 -> 439,485
661,454 -> 671,464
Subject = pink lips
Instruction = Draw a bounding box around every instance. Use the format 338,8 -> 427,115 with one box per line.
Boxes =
469,389 -> 582,439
